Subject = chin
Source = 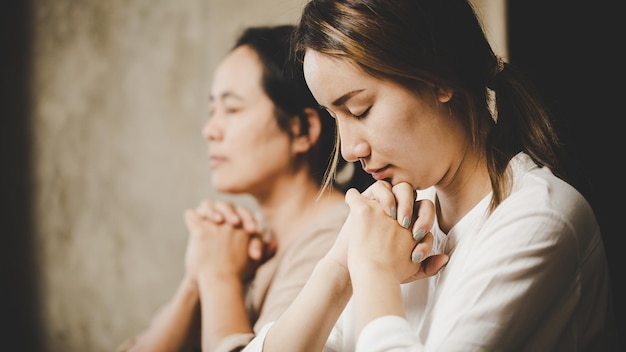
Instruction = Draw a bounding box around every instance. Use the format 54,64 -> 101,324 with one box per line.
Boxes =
211,179 -> 233,193
212,181 -> 249,195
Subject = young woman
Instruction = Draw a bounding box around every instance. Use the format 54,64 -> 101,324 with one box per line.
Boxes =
242,0 -> 617,351
116,25 -> 373,352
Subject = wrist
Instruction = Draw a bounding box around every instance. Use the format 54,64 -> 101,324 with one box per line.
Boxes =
316,257 -> 352,296
178,276 -> 200,300
197,272 -> 246,297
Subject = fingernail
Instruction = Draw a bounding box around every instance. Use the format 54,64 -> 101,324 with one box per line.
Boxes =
413,228 -> 426,241
402,216 -> 410,228
391,207 -> 397,221
411,251 -> 423,263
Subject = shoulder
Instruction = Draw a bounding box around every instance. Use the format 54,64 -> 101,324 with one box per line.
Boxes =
295,200 -> 347,245
503,152 -> 598,233
278,200 -> 347,264
477,152 -> 601,261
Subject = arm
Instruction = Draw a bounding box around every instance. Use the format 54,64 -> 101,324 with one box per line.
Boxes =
185,203 -> 273,352
118,200 -> 272,352
263,256 -> 353,351
344,184 -> 445,338
197,263 -> 253,352
253,203 -> 348,331
353,180 -> 607,351
259,199 -> 357,351
257,182 -> 442,351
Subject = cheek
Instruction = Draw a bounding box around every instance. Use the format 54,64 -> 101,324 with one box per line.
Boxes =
241,133 -> 293,173
228,114 -> 283,149
367,115 -> 404,152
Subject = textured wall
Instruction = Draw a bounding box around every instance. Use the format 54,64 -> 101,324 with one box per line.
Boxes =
29,1 -> 304,351
27,1 -> 501,351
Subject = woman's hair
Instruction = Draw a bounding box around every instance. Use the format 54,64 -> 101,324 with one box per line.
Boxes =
292,0 -> 567,211
234,25 -> 372,192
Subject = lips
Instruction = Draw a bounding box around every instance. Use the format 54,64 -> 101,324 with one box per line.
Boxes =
365,165 -> 391,181
208,155 -> 226,169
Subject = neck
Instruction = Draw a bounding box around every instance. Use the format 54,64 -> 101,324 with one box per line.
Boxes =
434,149 -> 491,233
254,173 -> 344,251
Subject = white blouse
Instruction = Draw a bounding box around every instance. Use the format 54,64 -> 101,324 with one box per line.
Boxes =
246,152 -> 615,351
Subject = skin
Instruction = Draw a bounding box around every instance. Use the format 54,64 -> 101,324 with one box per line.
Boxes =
302,48 -> 490,341
196,46 -> 348,351
260,49 -> 491,351
302,50 -> 492,232
206,45 -> 300,199
120,45 -> 348,352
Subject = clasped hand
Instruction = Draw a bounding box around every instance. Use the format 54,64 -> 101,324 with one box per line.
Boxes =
183,201 -> 277,287
331,181 -> 448,284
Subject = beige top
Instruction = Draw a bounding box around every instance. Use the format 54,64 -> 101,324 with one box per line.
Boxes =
216,201 -> 349,352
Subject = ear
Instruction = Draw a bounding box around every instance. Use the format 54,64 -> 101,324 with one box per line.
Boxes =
291,107 -> 322,154
437,87 -> 453,103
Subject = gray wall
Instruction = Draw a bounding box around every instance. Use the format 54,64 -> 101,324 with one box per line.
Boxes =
17,1 -> 502,351
29,1 -> 305,351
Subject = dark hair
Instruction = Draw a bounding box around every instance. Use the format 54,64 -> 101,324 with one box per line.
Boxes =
293,0 -> 567,210
234,25 -> 373,192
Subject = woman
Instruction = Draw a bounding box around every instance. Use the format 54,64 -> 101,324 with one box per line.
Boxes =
117,25 -> 373,352
243,0 -> 617,351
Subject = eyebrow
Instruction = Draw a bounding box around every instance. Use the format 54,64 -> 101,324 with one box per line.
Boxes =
209,91 -> 243,102
319,89 -> 365,110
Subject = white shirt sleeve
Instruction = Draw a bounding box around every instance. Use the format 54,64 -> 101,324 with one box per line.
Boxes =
357,315 -> 423,352
241,322 -> 273,352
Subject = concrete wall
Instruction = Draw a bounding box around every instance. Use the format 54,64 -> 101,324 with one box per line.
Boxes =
18,1 -> 503,351
29,1 -> 305,351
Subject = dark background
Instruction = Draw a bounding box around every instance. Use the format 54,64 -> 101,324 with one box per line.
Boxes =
2,0 -> 623,350
508,0 -> 624,346
2,0 -> 43,351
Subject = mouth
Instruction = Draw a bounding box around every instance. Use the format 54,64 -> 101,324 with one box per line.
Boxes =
365,165 -> 391,181
208,155 -> 226,169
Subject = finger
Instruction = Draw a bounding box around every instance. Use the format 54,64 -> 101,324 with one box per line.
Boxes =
401,253 -> 449,284
235,205 -> 259,233
344,187 -> 365,208
359,180 -> 395,218
391,182 -> 416,229
213,201 -> 242,226
411,198 -> 435,242
410,231 -> 435,263
196,200 -> 225,223
421,254 -> 449,277
403,232 -> 447,284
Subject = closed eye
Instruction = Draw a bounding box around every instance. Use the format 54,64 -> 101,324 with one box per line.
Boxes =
352,107 -> 371,119
225,107 -> 241,114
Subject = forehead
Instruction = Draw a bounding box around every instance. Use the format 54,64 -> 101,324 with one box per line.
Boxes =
212,45 -> 263,95
303,50 -> 357,83
303,50 -> 369,105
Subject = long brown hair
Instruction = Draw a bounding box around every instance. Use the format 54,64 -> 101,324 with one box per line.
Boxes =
292,0 -> 566,211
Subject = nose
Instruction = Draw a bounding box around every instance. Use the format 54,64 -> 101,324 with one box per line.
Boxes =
337,118 -> 370,162
202,114 -> 222,141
